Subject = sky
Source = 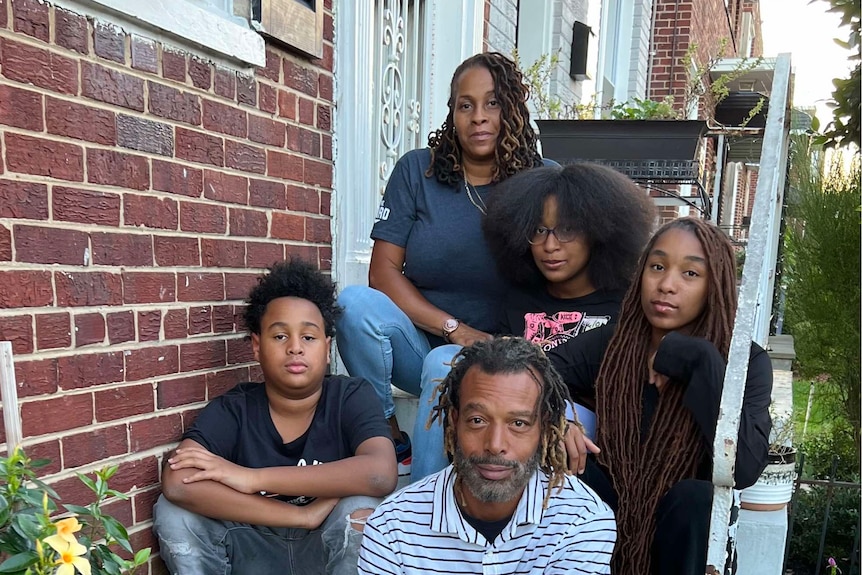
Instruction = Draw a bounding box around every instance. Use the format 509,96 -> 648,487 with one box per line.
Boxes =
759,0 -> 855,123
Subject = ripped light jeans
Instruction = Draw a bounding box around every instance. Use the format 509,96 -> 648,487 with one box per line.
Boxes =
153,494 -> 380,575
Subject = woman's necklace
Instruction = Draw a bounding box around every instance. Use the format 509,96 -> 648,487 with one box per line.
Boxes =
464,175 -> 488,215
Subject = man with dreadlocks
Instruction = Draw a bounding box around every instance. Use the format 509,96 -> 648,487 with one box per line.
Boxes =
358,337 -> 615,575
550,217 -> 773,574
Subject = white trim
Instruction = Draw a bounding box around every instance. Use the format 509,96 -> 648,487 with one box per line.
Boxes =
54,0 -> 265,67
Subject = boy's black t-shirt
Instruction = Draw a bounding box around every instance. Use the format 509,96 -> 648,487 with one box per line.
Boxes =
182,376 -> 389,504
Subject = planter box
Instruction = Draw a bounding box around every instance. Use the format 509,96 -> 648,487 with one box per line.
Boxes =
740,450 -> 797,511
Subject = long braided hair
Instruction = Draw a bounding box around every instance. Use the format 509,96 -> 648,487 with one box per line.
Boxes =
429,338 -> 570,508
426,52 -> 543,186
595,217 -> 737,573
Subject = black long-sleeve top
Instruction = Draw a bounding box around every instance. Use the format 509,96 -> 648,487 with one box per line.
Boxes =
549,326 -> 773,489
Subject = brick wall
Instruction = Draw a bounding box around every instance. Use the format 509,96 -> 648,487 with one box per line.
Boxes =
0,0 -> 334,570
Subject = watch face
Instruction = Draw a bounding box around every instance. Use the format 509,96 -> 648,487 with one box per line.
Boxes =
444,319 -> 459,332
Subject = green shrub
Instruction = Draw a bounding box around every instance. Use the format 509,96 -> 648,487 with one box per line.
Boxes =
786,484 -> 860,575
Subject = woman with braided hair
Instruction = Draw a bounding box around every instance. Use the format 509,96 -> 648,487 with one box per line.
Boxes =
336,52 -> 553,482
550,217 -> 773,574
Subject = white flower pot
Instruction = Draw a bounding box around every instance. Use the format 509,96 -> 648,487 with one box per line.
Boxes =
740,451 -> 797,511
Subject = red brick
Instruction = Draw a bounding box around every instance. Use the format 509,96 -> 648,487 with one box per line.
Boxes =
188,305 -> 212,335
27,440 -> 61,476
4,134 -> 83,181
15,225 -> 88,265
246,241 -> 283,268
225,140 -> 266,174
181,339 -> 226,371
249,179 -> 286,209
322,134 -> 333,160
180,200 -> 226,234
1,38 -> 78,94
230,207 -> 268,237
125,345 -> 179,381
154,235 -> 200,266
306,217 -> 331,243
63,425 -> 128,468
55,271 -> 123,307
117,114 -> 174,156
299,127 -> 321,157
0,270 -> 52,307
0,314 -> 32,354
176,128 -> 223,166
227,336 -> 255,364
54,8 -> 88,54
95,384 -> 154,421
130,414 -> 182,451
224,273 -> 257,299
304,159 -> 332,187
87,149 -> 150,190
148,83 -> 201,125
203,170 -> 247,204
0,84 -> 43,131
317,104 -> 331,131
323,12 -> 334,42
131,35 -> 157,73
22,393 -> 93,437
53,187 -> 121,226
267,150 -> 302,180
0,0 -> 6,27
15,357 -> 58,397
188,57 -> 212,90
94,21 -> 125,63
35,313 -> 71,350
163,308 -> 188,339
298,97 -> 314,125
319,245 -> 332,270
212,305 -> 236,333
81,62 -> 144,111
248,115 -> 286,147
107,311 -> 135,344
202,239 -> 245,268
74,313 -> 105,347
277,90 -> 295,119
257,49 -> 280,82
178,272 -> 225,302
12,0 -> 49,42
0,225 -> 10,261
46,97 -> 116,145
134,486 -> 162,526
122,272 -> 176,304
237,74 -> 256,106
287,244 -> 318,265
57,351 -> 125,389
320,44 -> 333,72
258,82 -> 277,114
137,310 -> 161,342
0,180 -> 48,219
214,66 -> 237,99
202,99 -> 247,138
161,48 -> 186,82
286,124 -> 300,150
152,159 -> 203,197
283,59 -> 317,97
206,366 -> 248,398
318,74 -> 333,101
91,232 -> 153,266
271,212 -> 304,240
124,194 -> 178,230
108,456 -> 160,496
286,185 -> 319,214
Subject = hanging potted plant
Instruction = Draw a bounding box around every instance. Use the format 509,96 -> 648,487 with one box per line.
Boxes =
739,406 -> 798,511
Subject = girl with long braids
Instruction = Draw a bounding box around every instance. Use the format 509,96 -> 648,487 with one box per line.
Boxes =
336,52 -> 552,482
550,217 -> 773,574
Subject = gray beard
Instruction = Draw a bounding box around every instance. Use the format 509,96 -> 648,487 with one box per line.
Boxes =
453,444 -> 540,503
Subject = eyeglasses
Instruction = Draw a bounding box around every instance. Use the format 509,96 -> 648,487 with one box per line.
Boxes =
527,226 -> 579,245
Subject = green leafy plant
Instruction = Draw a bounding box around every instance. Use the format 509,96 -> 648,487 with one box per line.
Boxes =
0,447 -> 151,575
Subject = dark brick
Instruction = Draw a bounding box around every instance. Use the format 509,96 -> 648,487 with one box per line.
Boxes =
203,170 -> 247,204
122,272 -> 176,304
207,367 -> 249,398
107,311 -> 135,344
181,339 -> 226,371
0,84 -> 43,131
87,149 -> 149,190
225,140 -> 266,174
176,128 -> 223,166
124,194 -> 178,230
229,208 -> 268,237
202,239 -> 244,268
46,97 -> 116,145
152,159 -> 203,198
237,74 -> 256,106
117,114 -> 173,156
283,58 -> 317,97
319,74 -> 333,101
157,375 -> 205,409
249,179 -> 286,209
163,308 -> 188,339
188,57 -> 212,89
131,35 -> 157,72
304,159 -> 332,187
271,212 -> 304,240
55,271 -> 123,307
0,314 -> 33,354
91,232 -> 153,266
256,49 -> 280,81
0,270 -> 53,307
286,185 -> 319,214
53,187 -> 121,226
248,115 -> 285,147
277,90 -> 296,119
319,245 -> 332,270
298,97 -> 314,125
306,216 -> 331,243
57,351 -> 124,389
94,21 -> 125,63
258,83 -> 276,114
320,190 -> 331,215
12,0 -> 49,42
298,126 -> 321,157
162,48 -> 186,82
178,272 -> 225,302
323,11 -> 334,42
322,134 -> 333,160
130,415 -> 182,451
0,180 -> 48,219
154,236 -> 200,266
125,345 -> 179,381
15,358 -> 58,398
0,225 -> 9,262
15,225 -> 89,265
1,38 -> 78,94
137,310 -> 161,342
148,82 -> 201,125
54,8 -> 88,54
0,0 -> 6,28
287,243 -> 318,266
212,305 -> 235,333
63,425 -> 128,468
214,66 -> 236,99
202,99 -> 247,138
188,305 -> 212,335
224,272 -> 257,299
81,62 -> 144,111
317,104 -> 331,131
267,150 -> 302,180
4,133 -> 84,181
94,384 -> 155,421
227,336 -> 255,364
246,241 -> 283,268
74,313 -> 105,347
22,394 -> 93,437
180,200 -> 226,234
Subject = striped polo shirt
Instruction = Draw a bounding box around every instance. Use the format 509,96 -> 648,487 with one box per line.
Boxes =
358,465 -> 615,574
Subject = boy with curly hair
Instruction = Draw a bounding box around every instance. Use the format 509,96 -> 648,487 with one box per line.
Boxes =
153,259 -> 397,575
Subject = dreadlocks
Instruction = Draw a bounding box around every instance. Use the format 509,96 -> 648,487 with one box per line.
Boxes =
426,52 -> 543,186
428,337 -> 570,508
595,217 -> 738,573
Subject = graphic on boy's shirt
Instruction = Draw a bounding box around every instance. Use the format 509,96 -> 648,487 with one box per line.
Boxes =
523,311 -> 611,351
261,458 -> 323,506
375,200 -> 390,222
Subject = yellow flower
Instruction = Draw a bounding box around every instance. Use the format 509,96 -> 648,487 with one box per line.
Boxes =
46,539 -> 91,575
44,517 -> 83,550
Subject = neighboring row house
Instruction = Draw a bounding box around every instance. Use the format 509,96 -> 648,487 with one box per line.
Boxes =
0,1 -> 786,572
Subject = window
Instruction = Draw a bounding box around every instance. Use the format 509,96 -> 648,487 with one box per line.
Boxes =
252,0 -> 324,59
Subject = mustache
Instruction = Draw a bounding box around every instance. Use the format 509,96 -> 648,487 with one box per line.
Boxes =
464,454 -> 519,468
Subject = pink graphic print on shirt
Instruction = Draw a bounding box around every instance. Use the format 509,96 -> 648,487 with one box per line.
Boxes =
523,311 -> 610,351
